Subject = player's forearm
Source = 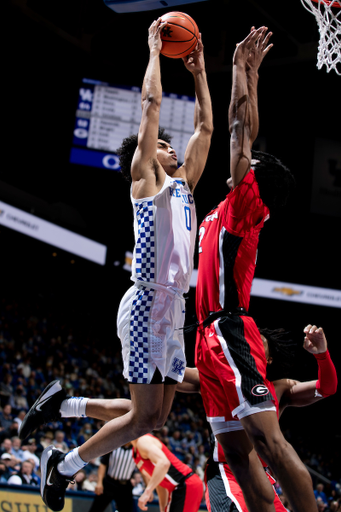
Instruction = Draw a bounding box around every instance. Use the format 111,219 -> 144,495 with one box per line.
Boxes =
145,461 -> 170,494
315,350 -> 338,397
193,70 -> 213,134
141,50 -> 162,108
246,70 -> 259,144
228,63 -> 250,135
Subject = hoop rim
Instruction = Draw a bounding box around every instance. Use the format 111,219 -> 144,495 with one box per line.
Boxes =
311,0 -> 341,8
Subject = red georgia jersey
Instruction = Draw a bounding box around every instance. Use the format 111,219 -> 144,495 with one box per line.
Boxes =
196,170 -> 269,323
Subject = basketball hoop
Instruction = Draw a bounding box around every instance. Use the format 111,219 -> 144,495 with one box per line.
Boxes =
300,0 -> 341,74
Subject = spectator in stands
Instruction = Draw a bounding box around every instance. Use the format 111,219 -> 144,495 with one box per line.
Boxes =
9,385 -> 29,412
67,468 -> 87,491
52,430 -> 69,453
0,404 -> 13,430
0,375 -> 13,407
168,430 -> 184,461
131,472 -> 145,497
13,410 -> 26,431
10,436 -> 25,461
22,438 -> 40,470
1,452 -> 20,475
0,460 -> 9,483
315,483 -> 329,506
82,471 -> 98,492
77,422 -> 95,445
7,460 -> 39,486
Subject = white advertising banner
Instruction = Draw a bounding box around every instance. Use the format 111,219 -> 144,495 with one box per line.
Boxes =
0,201 -> 107,265
188,269 -> 341,308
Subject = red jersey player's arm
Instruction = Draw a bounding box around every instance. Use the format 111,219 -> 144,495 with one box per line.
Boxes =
228,27 -> 272,188
275,325 -> 337,415
245,26 -> 273,145
135,436 -> 170,512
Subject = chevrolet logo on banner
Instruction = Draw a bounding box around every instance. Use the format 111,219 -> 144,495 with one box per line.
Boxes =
273,287 -> 303,297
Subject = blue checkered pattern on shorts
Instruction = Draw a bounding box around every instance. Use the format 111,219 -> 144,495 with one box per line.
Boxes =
129,286 -> 154,383
134,201 -> 155,281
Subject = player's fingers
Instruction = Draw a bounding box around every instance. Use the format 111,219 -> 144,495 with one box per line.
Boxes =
263,43 -> 273,56
304,324 -> 313,333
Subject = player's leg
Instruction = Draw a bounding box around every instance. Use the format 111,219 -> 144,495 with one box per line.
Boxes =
205,460 -> 249,512
216,430 -> 276,512
78,382 -> 164,462
240,410 -> 318,512
39,383 -> 165,511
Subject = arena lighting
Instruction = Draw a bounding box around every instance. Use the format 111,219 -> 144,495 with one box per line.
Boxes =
0,201 -> 107,265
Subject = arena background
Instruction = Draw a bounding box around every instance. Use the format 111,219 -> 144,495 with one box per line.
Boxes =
1,0 -> 341,497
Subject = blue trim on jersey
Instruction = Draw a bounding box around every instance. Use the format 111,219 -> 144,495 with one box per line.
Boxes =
134,200 -> 155,281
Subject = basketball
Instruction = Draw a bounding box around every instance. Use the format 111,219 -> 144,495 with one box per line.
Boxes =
160,12 -> 199,59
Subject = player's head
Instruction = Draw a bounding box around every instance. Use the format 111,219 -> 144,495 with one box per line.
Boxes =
251,150 -> 296,212
259,327 -> 297,380
117,127 -> 173,182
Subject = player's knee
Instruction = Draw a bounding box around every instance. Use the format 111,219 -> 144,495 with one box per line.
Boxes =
131,409 -> 160,436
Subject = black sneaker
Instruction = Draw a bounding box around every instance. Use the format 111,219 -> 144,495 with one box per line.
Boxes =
40,445 -> 74,512
19,380 -> 67,440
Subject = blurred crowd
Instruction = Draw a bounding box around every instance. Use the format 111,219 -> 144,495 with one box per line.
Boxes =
0,295 -> 340,510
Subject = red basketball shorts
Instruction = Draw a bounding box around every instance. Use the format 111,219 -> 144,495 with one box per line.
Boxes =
205,460 -> 286,512
195,314 -> 274,421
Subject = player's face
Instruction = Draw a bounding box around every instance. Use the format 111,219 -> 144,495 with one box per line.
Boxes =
157,140 -> 178,173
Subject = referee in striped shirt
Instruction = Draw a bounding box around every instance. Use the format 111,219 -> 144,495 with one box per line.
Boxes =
88,442 -> 137,512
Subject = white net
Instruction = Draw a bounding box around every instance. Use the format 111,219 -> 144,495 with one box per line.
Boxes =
300,0 -> 341,74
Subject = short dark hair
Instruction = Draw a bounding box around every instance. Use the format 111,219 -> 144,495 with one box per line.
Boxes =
252,150 -> 296,213
116,127 -> 172,183
259,327 -> 297,381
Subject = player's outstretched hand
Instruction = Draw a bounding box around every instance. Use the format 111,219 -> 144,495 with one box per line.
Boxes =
303,324 -> 328,354
233,27 -> 272,69
182,33 -> 205,75
246,26 -> 273,73
148,18 -> 167,54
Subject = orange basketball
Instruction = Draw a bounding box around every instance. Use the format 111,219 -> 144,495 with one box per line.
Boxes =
160,12 -> 199,59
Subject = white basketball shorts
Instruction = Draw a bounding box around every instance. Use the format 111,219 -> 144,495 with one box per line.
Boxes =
117,282 -> 187,384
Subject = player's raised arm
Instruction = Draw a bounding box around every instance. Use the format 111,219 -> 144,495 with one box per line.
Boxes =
179,35 -> 213,192
228,27 -> 269,188
245,26 -> 273,145
276,325 -> 338,414
131,19 -> 167,197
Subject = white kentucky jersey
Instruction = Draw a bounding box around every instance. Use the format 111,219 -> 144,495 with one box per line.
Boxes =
131,173 -> 197,294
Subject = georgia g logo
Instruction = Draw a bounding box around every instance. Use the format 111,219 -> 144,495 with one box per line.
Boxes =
251,384 -> 270,397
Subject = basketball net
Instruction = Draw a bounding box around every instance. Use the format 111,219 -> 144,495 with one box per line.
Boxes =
300,0 -> 341,74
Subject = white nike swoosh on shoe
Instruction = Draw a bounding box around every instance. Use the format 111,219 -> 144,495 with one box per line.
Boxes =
36,397 -> 53,412
47,468 -> 54,486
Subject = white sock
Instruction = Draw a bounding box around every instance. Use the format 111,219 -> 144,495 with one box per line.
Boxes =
57,447 -> 87,476
60,397 -> 89,418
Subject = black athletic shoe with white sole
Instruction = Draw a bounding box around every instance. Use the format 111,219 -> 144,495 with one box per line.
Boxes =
40,445 -> 74,512
19,380 -> 67,440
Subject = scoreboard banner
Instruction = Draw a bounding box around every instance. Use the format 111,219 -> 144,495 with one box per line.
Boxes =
71,78 -> 195,169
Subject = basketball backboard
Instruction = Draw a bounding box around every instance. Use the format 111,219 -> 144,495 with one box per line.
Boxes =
103,0 -> 208,14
